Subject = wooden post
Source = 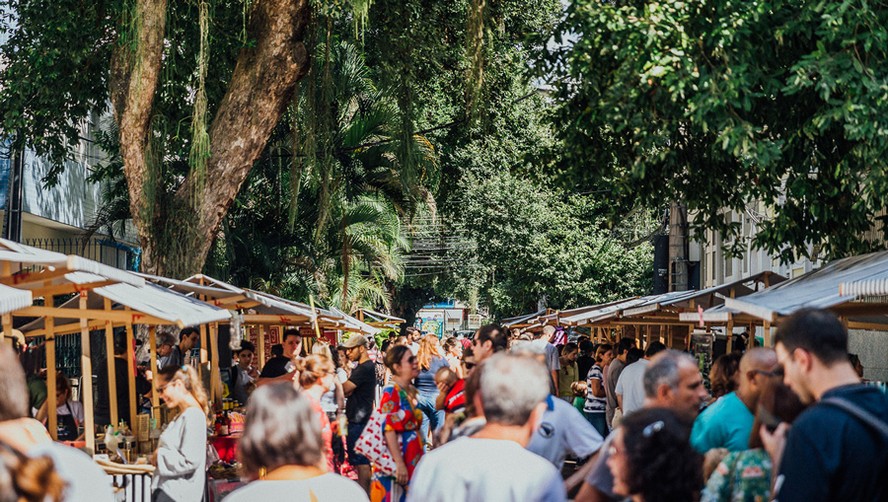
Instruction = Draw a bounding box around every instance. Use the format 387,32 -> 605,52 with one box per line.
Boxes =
148,326 -> 160,409
659,324 -> 666,344
199,323 -> 209,368
257,325 -> 266,367
667,326 -> 674,348
1,313 -> 11,342
763,321 -> 772,347
104,299 -> 118,427
124,321 -> 137,428
725,318 -> 735,353
209,323 -> 221,403
45,301 -> 58,440
79,293 -> 96,455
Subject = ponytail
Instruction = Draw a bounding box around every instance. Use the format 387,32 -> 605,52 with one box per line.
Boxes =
0,445 -> 66,502
158,365 -> 211,425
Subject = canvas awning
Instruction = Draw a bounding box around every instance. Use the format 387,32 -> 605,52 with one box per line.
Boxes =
559,297 -> 645,325
0,238 -> 143,295
502,309 -> 547,328
18,281 -> 231,335
724,251 -> 888,322
0,284 -> 32,315
623,271 -> 785,319
329,307 -> 381,335
357,308 -> 406,327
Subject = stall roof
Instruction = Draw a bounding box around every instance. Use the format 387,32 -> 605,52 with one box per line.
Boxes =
358,308 -> 406,325
0,284 -> 32,315
329,307 -> 381,335
0,238 -> 143,291
622,271 -> 785,318
724,251 -> 888,321
502,310 -> 547,328
560,297 -> 644,325
19,281 -> 231,334
135,272 -> 243,300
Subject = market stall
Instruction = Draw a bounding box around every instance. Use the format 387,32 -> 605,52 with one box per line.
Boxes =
17,277 -> 231,452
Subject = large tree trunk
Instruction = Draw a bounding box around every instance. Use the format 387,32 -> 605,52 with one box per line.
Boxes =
110,0 -> 168,274
112,0 -> 311,277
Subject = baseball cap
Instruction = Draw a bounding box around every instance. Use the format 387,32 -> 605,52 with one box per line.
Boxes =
340,334 -> 369,349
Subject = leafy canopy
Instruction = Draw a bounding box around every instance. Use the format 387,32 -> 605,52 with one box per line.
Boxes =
547,0 -> 888,263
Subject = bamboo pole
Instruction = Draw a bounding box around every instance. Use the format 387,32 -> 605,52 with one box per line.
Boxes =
1,313 -> 11,342
199,323 -> 208,367
104,299 -> 118,427
725,318 -> 735,354
748,322 -> 755,350
148,326 -> 159,409
124,319 -> 137,428
763,321 -> 772,347
257,325 -> 266,366
209,323 -> 221,403
79,293 -> 95,455
45,300 -> 57,440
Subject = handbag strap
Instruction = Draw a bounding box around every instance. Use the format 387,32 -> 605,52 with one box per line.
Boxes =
820,397 -> 888,441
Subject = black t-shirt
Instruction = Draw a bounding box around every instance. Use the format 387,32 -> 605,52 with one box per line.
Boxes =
346,360 -> 377,424
577,355 -> 595,383
259,356 -> 291,379
775,384 -> 888,502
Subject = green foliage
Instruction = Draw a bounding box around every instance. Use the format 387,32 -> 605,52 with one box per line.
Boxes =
547,0 -> 888,264
447,171 -> 652,317
0,0 -> 116,181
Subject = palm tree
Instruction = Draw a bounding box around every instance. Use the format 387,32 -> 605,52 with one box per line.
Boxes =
336,196 -> 410,310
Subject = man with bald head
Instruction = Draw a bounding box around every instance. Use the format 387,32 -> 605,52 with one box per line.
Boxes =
690,347 -> 778,453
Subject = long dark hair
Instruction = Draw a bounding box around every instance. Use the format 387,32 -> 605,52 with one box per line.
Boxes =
621,408 -> 702,502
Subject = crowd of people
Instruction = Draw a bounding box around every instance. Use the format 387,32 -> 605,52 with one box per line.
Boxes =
0,308 -> 884,501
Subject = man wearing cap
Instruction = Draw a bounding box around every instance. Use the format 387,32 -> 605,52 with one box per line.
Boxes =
341,334 -> 377,495
156,332 -> 178,370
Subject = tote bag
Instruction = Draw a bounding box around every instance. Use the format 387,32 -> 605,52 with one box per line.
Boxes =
354,410 -> 397,475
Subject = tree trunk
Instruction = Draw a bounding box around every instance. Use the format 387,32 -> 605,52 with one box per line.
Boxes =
113,0 -> 311,277
110,0 -> 168,274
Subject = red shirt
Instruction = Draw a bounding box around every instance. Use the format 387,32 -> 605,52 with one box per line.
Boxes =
445,379 -> 466,414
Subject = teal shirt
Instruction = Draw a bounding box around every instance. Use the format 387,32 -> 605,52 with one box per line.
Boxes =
691,392 -> 754,453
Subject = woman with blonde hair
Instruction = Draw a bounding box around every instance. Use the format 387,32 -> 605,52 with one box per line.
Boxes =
293,355 -> 336,472
151,365 -> 210,502
414,335 -> 449,445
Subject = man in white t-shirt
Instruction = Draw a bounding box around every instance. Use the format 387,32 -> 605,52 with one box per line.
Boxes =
408,353 -> 566,502
514,340 -> 604,470
614,341 -> 666,417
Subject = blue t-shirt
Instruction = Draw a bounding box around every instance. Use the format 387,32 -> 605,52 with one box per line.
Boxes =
415,357 -> 449,394
691,391 -> 754,453
773,384 -> 888,502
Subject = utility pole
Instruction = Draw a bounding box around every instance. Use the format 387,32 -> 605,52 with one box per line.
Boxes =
668,201 -> 688,291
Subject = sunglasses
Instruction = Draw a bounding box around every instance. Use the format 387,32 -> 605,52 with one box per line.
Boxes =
464,362 -> 476,370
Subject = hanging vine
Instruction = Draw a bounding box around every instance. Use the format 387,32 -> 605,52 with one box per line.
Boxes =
189,0 -> 211,208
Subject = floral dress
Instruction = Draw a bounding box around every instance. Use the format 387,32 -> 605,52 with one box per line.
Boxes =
370,383 -> 424,502
702,448 -> 772,502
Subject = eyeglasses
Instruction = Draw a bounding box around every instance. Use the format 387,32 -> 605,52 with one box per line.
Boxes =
464,362 -> 476,370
